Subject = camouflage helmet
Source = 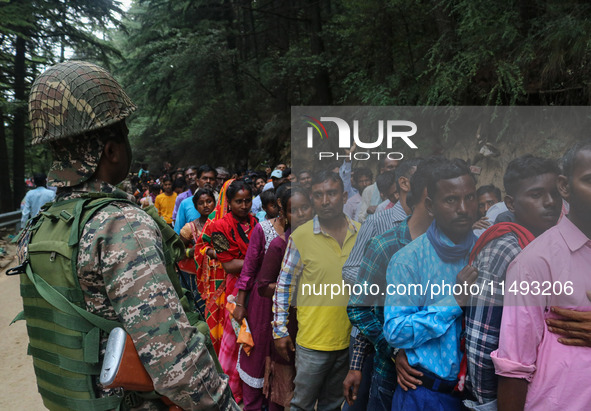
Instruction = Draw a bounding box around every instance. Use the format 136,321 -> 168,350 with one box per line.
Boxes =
29,60 -> 136,145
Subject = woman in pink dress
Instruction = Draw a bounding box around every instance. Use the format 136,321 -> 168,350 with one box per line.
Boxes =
257,185 -> 314,410
232,184 -> 291,410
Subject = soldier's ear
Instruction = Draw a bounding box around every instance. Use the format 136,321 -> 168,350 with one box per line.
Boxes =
103,140 -> 125,165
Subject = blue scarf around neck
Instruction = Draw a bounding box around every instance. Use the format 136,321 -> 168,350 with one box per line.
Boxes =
426,220 -> 476,263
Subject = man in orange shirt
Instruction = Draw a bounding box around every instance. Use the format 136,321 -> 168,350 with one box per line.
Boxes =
155,176 -> 177,224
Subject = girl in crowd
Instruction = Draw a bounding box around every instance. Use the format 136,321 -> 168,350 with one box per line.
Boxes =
255,189 -> 279,222
207,180 -> 258,404
257,185 -> 314,410
232,183 -> 290,410
178,188 -> 221,352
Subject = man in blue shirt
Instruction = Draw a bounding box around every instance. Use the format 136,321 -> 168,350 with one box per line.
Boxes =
20,173 -> 55,226
172,165 -> 198,224
384,158 -> 479,410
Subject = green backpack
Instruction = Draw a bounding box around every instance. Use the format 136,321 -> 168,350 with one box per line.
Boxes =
12,194 -> 220,411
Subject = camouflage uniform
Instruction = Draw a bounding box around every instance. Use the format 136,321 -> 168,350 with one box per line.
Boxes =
51,180 -> 237,410
20,61 -> 239,411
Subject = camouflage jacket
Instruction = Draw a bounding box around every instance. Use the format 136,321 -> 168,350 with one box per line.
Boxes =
20,179 -> 238,411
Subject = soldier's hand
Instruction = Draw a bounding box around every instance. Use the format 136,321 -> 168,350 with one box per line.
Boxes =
396,349 -> 422,391
455,265 -> 478,307
274,336 -> 295,362
343,370 -> 362,405
232,305 -> 247,323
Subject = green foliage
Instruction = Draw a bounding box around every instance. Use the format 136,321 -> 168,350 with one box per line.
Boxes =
0,0 -> 589,201
0,0 -> 124,210
119,0 -> 591,170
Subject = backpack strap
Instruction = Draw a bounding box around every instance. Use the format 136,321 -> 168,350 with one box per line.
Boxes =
24,263 -> 119,333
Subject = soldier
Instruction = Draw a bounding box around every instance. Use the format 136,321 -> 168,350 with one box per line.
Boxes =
16,61 -> 239,410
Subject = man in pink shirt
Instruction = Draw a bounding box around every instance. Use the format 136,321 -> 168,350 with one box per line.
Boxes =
491,140 -> 591,411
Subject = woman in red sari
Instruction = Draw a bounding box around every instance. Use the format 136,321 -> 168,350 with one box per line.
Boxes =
178,188 -> 222,352
206,179 -> 257,404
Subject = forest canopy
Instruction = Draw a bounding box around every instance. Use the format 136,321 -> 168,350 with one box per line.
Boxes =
1,0 -> 590,211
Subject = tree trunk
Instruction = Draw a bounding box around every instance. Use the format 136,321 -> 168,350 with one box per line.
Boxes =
307,0 -> 332,105
223,0 -> 244,101
274,0 -> 290,111
518,0 -> 540,35
12,35 -> 27,210
432,0 -> 456,62
0,104 -> 13,212
375,4 -> 395,82
247,0 -> 259,67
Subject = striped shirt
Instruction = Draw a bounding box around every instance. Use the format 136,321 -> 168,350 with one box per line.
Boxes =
347,218 -> 411,379
342,200 -> 407,284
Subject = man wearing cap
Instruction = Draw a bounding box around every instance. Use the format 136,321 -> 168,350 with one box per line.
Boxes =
17,61 -> 237,410
251,169 -> 286,215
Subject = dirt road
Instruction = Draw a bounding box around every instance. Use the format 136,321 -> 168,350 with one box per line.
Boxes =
0,246 -> 44,409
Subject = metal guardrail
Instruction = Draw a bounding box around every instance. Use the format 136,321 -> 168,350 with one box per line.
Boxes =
0,210 -> 22,230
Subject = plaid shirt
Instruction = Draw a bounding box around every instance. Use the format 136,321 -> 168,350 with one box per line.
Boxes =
342,201 -> 407,284
350,332 -> 373,371
347,218 -> 411,379
465,232 -> 521,404
272,215 -> 359,339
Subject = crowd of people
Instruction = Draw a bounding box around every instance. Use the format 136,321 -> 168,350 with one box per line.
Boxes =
103,139 -> 591,411
18,60 -> 591,411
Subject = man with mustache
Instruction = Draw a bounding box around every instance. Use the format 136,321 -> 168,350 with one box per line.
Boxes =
273,170 -> 359,411
384,158 -> 479,410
